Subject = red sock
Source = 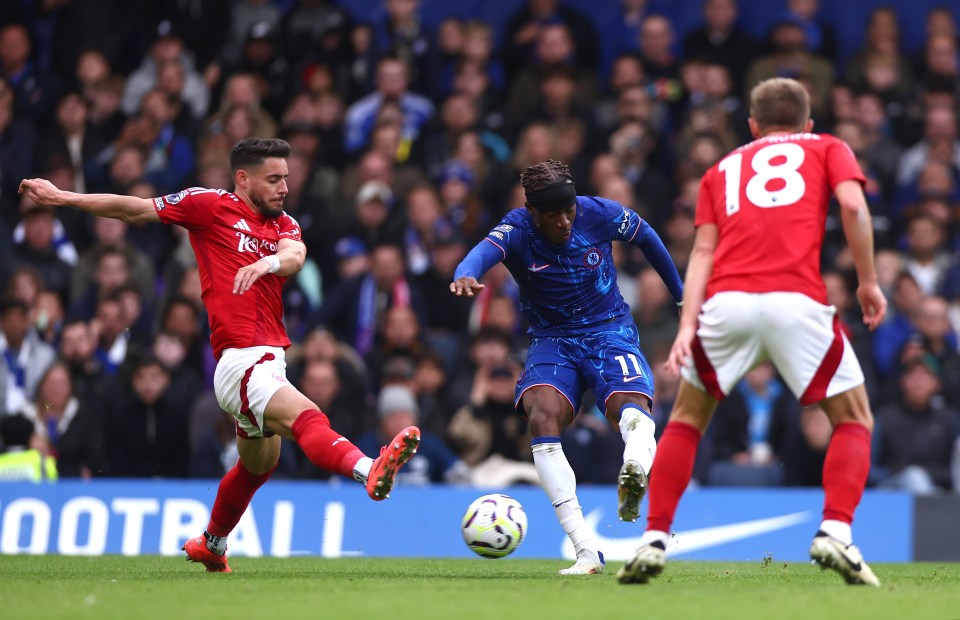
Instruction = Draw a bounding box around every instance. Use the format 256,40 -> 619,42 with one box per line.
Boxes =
207,460 -> 277,537
822,422 -> 871,524
647,421 -> 701,534
291,409 -> 364,478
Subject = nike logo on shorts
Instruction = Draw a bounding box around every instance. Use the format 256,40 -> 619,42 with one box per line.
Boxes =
529,263 -> 550,272
623,376 -> 644,382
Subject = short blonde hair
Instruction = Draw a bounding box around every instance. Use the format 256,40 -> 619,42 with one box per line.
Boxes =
749,78 -> 810,131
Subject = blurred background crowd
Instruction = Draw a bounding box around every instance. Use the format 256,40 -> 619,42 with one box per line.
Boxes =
0,0 -> 958,493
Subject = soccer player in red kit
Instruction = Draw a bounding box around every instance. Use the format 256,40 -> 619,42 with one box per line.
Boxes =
19,138 -> 421,572
616,79 -> 887,587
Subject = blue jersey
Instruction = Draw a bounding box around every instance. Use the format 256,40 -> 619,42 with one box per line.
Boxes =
455,196 -> 683,338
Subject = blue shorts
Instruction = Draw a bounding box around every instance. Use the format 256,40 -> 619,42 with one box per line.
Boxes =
515,322 -> 654,416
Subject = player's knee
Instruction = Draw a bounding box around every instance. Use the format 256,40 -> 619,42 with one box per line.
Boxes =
527,407 -> 563,436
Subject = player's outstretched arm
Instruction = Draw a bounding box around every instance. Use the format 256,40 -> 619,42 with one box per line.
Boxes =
450,238 -> 504,297
835,180 -> 887,331
233,238 -> 306,295
665,223 -> 718,377
632,219 -> 684,303
19,178 -> 160,224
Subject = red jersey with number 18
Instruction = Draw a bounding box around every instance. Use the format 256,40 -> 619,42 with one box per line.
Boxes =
696,133 -> 865,304
153,187 -> 302,359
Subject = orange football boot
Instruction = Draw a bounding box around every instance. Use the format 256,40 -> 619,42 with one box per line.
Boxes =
366,426 -> 421,500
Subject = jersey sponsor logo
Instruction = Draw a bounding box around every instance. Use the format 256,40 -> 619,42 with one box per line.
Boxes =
583,249 -> 602,268
562,509 -> 813,561
164,190 -> 189,205
234,232 -> 278,256
233,219 -> 252,232
529,263 -> 551,272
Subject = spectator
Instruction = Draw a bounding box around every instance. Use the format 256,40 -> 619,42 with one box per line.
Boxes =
446,362 -> 538,487
343,55 -> 435,154
0,23 -> 59,124
297,358 -> 371,445
19,361 -> 105,478
873,355 -> 960,494
59,318 -> 113,409
0,298 -> 56,416
503,0 -> 598,76
782,404 -> 832,487
781,0 -> 836,60
356,385 -> 469,485
375,0 -> 435,97
0,76 -> 35,219
903,214 -> 951,295
704,363 -> 797,487
313,242 -> 427,356
0,413 -> 57,482
744,19 -> 834,117
37,92 -> 108,193
122,21 -> 209,120
106,355 -> 191,478
7,202 -> 74,305
70,217 -> 155,307
507,23 -> 597,122
683,0 -> 757,92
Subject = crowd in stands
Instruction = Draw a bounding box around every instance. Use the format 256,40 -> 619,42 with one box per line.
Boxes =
0,0 -> 958,493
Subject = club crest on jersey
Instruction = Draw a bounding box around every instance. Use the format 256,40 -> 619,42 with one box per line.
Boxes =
583,248 -> 602,268
164,190 -> 188,205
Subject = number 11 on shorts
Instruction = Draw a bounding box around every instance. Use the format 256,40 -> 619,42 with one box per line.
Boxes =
615,354 -> 644,377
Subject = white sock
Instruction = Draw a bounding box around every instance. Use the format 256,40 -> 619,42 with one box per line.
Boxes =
819,519 -> 852,546
532,438 -> 598,561
353,457 -> 373,484
639,529 -> 668,548
619,405 -> 657,474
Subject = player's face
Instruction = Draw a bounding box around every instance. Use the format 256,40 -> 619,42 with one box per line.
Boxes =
241,157 -> 289,219
527,203 -> 576,245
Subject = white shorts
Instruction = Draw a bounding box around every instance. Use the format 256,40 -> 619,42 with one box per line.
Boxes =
681,292 -> 864,405
213,346 -> 291,438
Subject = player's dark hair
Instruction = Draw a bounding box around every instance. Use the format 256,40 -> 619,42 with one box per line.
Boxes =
749,78 -> 810,132
229,138 -> 291,173
520,159 -> 573,193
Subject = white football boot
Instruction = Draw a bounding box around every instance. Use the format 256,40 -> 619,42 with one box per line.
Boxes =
559,550 -> 605,575
616,541 -> 666,584
810,532 -> 880,587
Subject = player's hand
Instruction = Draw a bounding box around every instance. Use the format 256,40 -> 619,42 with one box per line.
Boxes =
450,276 -> 484,297
233,258 -> 271,295
856,282 -> 887,331
18,178 -> 63,206
664,324 -> 696,377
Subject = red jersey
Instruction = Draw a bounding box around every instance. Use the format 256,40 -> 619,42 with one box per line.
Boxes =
153,188 -> 302,358
696,133 -> 865,304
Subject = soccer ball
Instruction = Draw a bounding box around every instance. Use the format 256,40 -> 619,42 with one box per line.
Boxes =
461,494 -> 527,559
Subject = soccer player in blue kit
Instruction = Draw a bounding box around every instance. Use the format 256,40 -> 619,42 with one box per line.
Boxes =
450,160 -> 684,574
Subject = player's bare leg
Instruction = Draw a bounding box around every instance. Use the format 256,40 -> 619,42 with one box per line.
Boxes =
183,434 -> 281,573
606,394 -> 655,523
618,380 -> 716,584
526,387 -> 604,575
809,385 -> 880,586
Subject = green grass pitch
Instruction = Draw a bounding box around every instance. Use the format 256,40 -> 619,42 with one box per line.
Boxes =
2,556 -> 958,620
